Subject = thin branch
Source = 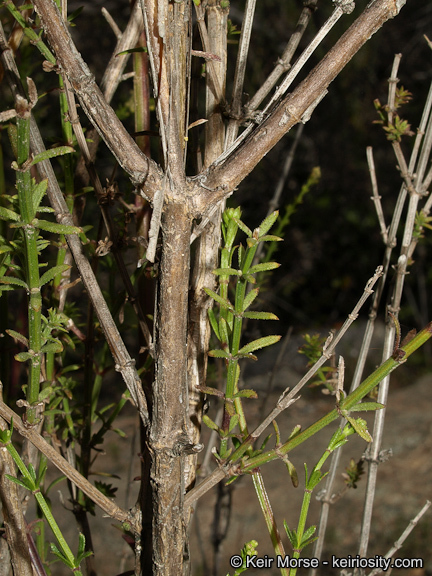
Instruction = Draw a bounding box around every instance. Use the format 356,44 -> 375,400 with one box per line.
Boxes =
0,402 -> 141,534
32,0 -> 161,196
366,501 -> 431,576
194,0 -> 408,215
245,0 -> 318,115
367,146 -> 388,244
101,6 -> 122,40
225,0 -> 257,148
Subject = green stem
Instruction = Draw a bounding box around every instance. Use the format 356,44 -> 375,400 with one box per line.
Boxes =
229,321 -> 432,472
4,0 -> 56,65
5,441 -> 82,574
16,108 -> 42,424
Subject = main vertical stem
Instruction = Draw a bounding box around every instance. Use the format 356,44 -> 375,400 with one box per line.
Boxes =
150,201 -> 191,576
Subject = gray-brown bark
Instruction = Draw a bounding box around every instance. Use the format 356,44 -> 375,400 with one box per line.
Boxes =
151,202 -> 192,576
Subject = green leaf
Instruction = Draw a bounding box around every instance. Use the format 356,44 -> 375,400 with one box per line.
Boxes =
208,349 -> 231,359
349,402 -> 385,412
247,262 -> 280,275
116,46 -> 148,56
238,335 -> 281,355
5,475 -> 33,491
203,288 -> 234,311
0,206 -> 21,222
15,351 -> 33,362
228,414 -> 239,432
35,219 -> 81,235
39,264 -> 71,288
219,317 -> 230,346
257,234 -> 283,242
346,416 -> 373,442
31,178 -> 48,215
208,308 -> 220,340
232,389 -> 258,399
30,146 -> 74,166
40,341 -> 63,354
212,267 -> 241,276
49,544 -> 74,568
6,329 -> 29,347
286,459 -> 299,487
302,525 -> 317,543
243,311 -> 278,320
242,287 -> 259,312
233,218 -> 252,237
283,521 -> 298,548
202,414 -> 221,432
0,276 -> 28,290
257,211 -> 279,237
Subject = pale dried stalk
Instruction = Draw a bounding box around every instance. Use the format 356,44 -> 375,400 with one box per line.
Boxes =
224,0 -> 257,148
312,58 -> 432,570
245,0 -> 318,116
212,0 -> 354,169
357,54 -> 432,562
366,501 -> 431,576
101,1 -> 143,104
367,147 -> 388,244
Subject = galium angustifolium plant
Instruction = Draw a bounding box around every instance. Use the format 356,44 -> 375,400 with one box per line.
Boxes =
202,207 -> 282,460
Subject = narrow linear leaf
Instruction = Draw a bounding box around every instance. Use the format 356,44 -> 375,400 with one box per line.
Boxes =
346,416 -> 373,443
238,335 -> 281,355
233,217 -> 252,237
31,178 -> 48,214
243,311 -> 278,321
212,267 -> 241,276
6,329 -> 29,347
0,207 -> 21,222
35,219 -> 81,235
248,262 -> 280,275
196,386 -> 225,398
232,389 -> 258,399
219,317 -> 230,346
30,146 -> 74,166
203,287 -> 234,311
116,46 -> 148,56
302,525 -> 317,542
257,234 -> 283,242
349,402 -> 385,412
208,349 -> 231,359
258,210 -> 279,237
228,414 -> 239,433
202,414 -> 221,432
40,341 -> 63,354
242,287 -> 259,312
208,308 -> 220,340
0,276 -> 28,290
39,264 -> 71,288
14,351 -> 33,362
